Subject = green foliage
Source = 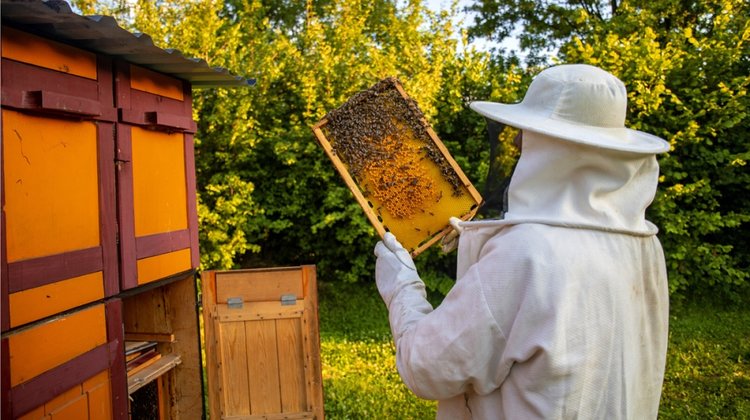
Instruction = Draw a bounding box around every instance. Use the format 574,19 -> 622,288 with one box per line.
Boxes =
86,0 -> 527,286
558,0 -> 750,302
78,0 -> 749,303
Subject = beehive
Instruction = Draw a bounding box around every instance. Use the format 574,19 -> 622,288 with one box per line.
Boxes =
313,78 -> 482,255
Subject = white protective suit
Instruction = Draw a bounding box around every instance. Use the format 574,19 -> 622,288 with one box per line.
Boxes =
375,130 -> 669,419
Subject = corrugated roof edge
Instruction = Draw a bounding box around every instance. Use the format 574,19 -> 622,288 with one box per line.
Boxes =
1,0 -> 255,88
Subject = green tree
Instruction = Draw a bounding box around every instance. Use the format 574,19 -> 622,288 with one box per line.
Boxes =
469,0 -> 750,302
76,0 -> 528,290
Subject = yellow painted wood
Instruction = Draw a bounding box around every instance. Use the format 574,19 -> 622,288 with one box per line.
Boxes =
131,127 -> 188,237
17,405 -> 46,420
82,370 -> 109,390
2,110 -> 100,262
216,300 -> 304,322
130,64 -> 184,101
276,318 -> 306,413
1,27 -> 97,80
47,393 -> 88,420
85,378 -> 112,420
216,269 -> 304,303
9,272 -> 104,328
246,319 -> 281,415
8,305 -> 107,386
44,385 -> 82,414
136,248 -> 191,285
219,321 -> 251,417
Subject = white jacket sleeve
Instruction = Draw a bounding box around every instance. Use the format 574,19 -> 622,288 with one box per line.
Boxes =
387,266 -> 510,400
390,270 -> 510,400
375,232 -> 511,400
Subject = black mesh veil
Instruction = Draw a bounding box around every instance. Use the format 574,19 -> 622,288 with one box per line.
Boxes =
477,118 -> 519,219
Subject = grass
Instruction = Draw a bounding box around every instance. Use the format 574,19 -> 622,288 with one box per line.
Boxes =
317,282 -> 750,419
317,281 -> 437,418
660,303 -> 750,418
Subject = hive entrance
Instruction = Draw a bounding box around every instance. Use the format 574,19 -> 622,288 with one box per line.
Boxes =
313,78 -> 482,255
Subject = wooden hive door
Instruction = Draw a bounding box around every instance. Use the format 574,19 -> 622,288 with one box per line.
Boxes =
202,266 -> 324,420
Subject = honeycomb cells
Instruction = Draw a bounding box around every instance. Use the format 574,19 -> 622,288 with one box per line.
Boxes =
316,77 -> 481,253
323,78 -> 461,220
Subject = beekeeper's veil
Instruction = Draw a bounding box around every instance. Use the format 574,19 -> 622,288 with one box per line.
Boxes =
461,64 -> 670,272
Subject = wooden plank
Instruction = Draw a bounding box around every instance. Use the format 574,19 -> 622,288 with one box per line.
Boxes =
245,319 -> 281,415
157,376 -> 168,420
9,272 -> 104,328
130,64 -> 184,101
216,301 -> 304,322
135,229 -> 191,260
218,321 -> 251,417
2,110 -> 100,263
10,344 -> 110,419
205,267 -> 325,420
47,393 -> 88,419
184,133 -> 200,268
135,248 -> 192,286
224,412 -> 314,420
301,267 -> 324,419
124,332 -> 175,343
276,318 -> 306,413
85,378 -> 112,420
131,127 -> 188,237
98,122 -> 119,298
127,353 -> 181,395
216,269 -> 303,303
162,273 -> 203,418
43,384 -> 82,413
122,287 -> 170,334
202,271 -> 223,420
16,405 -> 44,420
8,305 -> 107,386
116,124 -> 137,290
7,247 -> 103,293
1,27 -> 97,80
105,299 -> 128,420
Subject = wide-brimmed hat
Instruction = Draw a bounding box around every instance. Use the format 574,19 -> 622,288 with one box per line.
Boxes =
470,64 -> 670,154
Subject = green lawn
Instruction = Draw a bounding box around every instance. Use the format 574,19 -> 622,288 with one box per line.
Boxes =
318,282 -> 750,419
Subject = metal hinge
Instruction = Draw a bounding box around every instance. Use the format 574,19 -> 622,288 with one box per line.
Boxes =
227,297 -> 243,309
280,294 -> 297,306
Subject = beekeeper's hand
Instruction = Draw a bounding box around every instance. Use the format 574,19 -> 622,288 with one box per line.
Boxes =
440,217 -> 464,253
375,232 -> 421,307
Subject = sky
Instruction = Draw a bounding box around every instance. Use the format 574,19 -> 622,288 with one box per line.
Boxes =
69,0 -> 521,55
423,0 -> 521,54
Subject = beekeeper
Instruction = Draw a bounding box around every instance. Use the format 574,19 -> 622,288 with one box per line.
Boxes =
374,64 -> 670,419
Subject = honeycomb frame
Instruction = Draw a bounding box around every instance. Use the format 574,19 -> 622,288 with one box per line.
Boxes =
312,77 -> 483,256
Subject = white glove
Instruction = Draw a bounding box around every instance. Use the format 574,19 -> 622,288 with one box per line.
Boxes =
440,217 -> 464,253
375,232 -> 421,307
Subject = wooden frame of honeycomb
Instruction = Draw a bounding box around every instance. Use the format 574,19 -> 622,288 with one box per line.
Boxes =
312,77 -> 483,256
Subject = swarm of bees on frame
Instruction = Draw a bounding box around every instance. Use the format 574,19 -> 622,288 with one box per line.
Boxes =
322,77 -> 464,220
